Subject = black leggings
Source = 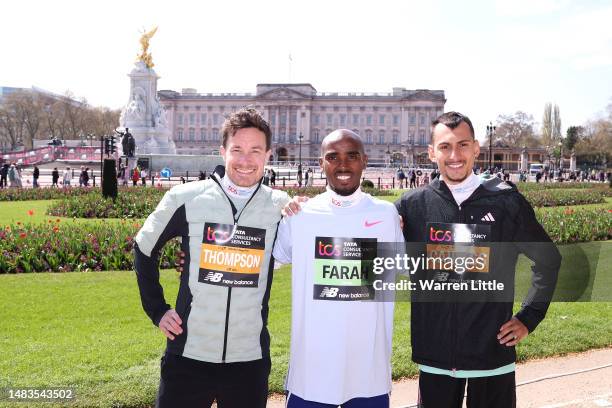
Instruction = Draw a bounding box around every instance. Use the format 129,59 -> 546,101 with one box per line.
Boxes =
156,352 -> 271,408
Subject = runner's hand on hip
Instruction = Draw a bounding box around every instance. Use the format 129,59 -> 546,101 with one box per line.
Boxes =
159,309 -> 183,340
498,317 -> 528,347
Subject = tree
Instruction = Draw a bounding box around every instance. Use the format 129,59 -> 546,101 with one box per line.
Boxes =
83,107 -> 121,140
575,118 -> 612,167
42,101 -> 64,140
0,102 -> 25,150
494,111 -> 540,147
0,88 -> 120,152
553,104 -> 562,141
542,102 -> 553,148
565,126 -> 582,152
60,91 -> 87,140
12,91 -> 44,150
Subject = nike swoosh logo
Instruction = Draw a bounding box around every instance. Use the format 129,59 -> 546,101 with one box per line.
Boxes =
364,220 -> 383,228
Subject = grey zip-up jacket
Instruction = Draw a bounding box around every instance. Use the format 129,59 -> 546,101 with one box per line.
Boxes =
134,168 -> 289,363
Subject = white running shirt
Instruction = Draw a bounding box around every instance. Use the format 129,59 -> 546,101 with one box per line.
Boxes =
273,189 -> 404,404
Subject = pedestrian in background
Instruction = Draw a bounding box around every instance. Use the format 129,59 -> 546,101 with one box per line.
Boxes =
263,168 -> 270,186
141,168 -> 148,186
297,164 -> 303,187
270,168 -> 276,186
33,166 -> 40,188
396,167 -> 406,188
132,167 -> 140,186
8,163 -> 22,188
0,163 -> 8,188
51,167 -> 59,187
83,167 -> 90,187
79,166 -> 86,187
63,167 -> 72,187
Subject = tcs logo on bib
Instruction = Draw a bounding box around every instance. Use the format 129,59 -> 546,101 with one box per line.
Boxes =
318,241 -> 341,257
429,227 -> 452,242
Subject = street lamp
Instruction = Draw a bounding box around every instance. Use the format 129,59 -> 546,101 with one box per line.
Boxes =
486,122 -> 496,171
558,141 -> 563,172
298,132 -> 304,166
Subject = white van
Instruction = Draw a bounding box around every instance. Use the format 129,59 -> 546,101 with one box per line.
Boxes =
529,163 -> 545,176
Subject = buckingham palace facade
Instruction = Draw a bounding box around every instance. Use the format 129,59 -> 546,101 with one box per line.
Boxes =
158,83 -> 446,164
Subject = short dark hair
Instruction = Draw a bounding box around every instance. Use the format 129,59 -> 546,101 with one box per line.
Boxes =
221,107 -> 272,150
431,111 -> 475,142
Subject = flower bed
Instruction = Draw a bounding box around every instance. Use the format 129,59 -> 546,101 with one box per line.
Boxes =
47,188 -> 166,219
0,219 -> 178,273
517,182 -> 610,192
535,205 -> 612,243
522,188 -> 605,207
46,185 -> 391,219
3,203 -> 610,273
0,186 -> 95,202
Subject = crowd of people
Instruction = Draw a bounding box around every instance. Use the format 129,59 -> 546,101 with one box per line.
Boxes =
394,165 -> 611,189
1,161 -> 610,191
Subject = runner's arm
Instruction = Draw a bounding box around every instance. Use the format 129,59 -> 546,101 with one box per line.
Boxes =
272,217 -> 293,265
134,190 -> 188,326
512,195 -> 561,333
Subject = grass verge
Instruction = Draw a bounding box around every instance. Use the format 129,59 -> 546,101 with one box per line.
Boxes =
1,261 -> 611,407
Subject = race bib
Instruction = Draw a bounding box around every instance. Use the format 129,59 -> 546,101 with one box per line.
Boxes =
425,222 -> 491,273
199,222 -> 266,287
313,237 -> 377,301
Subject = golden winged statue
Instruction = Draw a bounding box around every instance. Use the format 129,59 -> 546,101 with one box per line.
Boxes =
137,26 -> 158,68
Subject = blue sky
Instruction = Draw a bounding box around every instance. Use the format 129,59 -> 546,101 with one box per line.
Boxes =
1,0 -> 610,141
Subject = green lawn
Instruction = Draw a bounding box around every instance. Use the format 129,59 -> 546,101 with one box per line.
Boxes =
0,193 -> 610,407
0,200 -> 140,226
1,264 -> 611,407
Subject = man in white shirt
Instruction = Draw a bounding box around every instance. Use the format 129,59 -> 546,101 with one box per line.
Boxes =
274,129 -> 404,408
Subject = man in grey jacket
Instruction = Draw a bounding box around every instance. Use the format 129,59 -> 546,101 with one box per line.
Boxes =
134,107 -> 289,408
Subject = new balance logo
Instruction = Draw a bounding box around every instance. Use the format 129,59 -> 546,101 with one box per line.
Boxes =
481,212 -> 495,222
203,272 -> 223,283
433,271 -> 450,282
320,287 -> 339,298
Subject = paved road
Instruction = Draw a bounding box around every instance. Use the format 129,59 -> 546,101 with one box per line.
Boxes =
267,348 -> 612,408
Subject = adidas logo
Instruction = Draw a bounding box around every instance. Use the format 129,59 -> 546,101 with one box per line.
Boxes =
481,212 -> 495,222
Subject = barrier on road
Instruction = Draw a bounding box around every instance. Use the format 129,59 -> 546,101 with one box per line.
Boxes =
2,146 -> 102,166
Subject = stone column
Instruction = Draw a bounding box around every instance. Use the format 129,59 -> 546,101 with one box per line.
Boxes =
275,106 -> 281,143
570,152 -> 577,171
520,148 -> 528,172
285,106 -> 290,142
